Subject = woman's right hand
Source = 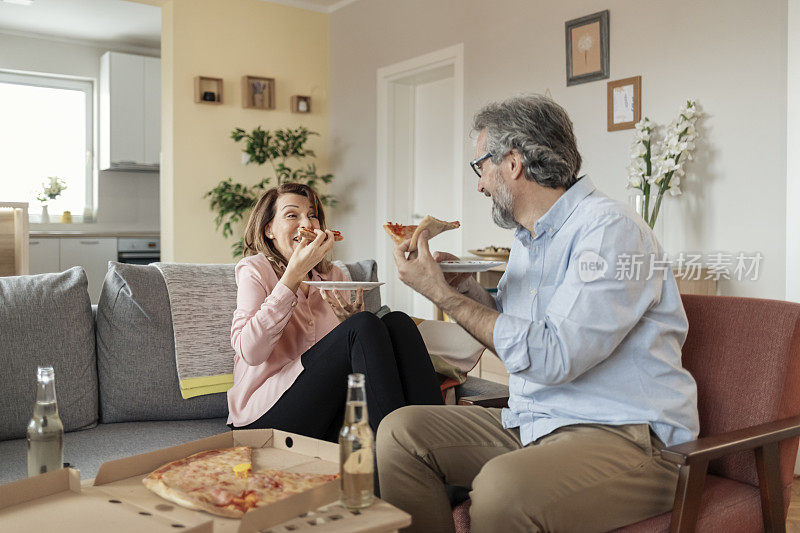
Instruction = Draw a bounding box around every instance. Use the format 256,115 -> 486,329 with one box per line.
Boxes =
280,229 -> 335,292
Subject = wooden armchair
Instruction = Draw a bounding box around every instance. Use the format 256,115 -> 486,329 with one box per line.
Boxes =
455,294 -> 800,532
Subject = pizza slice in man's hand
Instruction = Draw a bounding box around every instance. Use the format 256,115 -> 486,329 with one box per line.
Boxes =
384,215 -> 460,253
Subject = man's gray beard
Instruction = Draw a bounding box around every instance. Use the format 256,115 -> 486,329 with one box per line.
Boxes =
491,178 -> 518,230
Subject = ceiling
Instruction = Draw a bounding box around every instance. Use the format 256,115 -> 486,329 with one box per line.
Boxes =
0,0 -> 359,51
0,0 -> 161,49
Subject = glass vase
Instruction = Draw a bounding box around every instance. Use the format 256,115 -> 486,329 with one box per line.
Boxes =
628,191 -> 665,245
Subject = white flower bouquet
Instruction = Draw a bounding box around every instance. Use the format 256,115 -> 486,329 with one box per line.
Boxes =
626,100 -> 699,229
35,176 -> 67,204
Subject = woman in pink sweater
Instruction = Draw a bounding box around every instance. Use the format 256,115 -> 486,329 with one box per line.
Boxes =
226,183 -> 442,441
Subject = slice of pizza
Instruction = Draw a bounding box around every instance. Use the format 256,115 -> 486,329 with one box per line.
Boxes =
247,469 -> 340,508
298,226 -> 344,241
384,215 -> 460,252
143,447 -> 255,518
383,222 -> 417,245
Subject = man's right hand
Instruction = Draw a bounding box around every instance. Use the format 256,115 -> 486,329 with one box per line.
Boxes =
433,251 -> 472,292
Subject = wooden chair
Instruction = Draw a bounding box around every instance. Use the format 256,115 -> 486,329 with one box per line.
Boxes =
455,294 -> 800,532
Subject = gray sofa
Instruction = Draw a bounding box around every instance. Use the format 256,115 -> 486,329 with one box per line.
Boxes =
0,262 -> 508,484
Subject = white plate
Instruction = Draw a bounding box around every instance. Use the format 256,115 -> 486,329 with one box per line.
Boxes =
302,281 -> 385,291
439,260 -> 505,272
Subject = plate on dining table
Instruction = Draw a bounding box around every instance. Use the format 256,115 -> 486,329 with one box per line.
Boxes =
302,281 -> 385,291
438,260 -> 505,273
468,248 -> 510,260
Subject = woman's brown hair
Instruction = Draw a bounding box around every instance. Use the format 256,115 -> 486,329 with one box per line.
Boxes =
242,182 -> 332,274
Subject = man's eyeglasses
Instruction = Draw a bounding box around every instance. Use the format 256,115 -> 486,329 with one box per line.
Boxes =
470,152 -> 493,178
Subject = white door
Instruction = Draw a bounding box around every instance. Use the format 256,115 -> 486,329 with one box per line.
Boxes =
410,75 -> 457,318
377,45 -> 464,319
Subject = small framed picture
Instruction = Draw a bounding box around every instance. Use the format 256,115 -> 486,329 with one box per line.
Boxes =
607,76 -> 641,131
565,10 -> 610,86
242,75 -> 275,110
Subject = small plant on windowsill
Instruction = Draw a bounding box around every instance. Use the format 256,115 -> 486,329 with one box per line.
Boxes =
205,126 -> 336,258
35,176 -> 67,223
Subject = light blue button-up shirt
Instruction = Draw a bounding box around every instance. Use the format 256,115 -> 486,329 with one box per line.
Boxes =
493,176 -> 699,447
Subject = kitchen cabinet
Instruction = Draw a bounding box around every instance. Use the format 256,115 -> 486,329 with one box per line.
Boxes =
28,237 -> 117,304
28,238 -> 61,275
143,56 -> 161,167
59,238 -> 117,303
100,51 -> 161,171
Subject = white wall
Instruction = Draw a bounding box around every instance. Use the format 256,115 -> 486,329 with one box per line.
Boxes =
788,0 -> 800,304
329,0 -> 788,299
0,32 -> 160,233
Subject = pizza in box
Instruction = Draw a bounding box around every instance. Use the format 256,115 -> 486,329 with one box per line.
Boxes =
142,446 -> 338,518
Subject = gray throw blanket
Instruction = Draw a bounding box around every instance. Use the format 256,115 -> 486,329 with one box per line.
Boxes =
152,262 -> 237,399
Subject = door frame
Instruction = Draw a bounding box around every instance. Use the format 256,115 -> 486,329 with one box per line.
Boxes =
375,43 -> 464,310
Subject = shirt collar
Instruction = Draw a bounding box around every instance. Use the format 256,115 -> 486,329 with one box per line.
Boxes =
533,175 -> 595,237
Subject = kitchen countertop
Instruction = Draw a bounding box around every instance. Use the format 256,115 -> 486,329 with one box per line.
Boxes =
30,231 -> 160,238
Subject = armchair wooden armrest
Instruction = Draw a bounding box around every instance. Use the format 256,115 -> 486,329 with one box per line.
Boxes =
661,413 -> 800,533
457,395 -> 509,408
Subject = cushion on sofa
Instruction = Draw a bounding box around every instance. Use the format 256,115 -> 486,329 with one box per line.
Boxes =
0,267 -> 98,441
96,262 -> 229,423
96,258 -> 382,424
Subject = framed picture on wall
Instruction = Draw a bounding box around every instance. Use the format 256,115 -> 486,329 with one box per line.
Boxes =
565,10 -> 610,86
607,76 -> 641,131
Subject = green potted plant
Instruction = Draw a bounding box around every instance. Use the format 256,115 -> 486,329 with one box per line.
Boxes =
206,126 -> 336,258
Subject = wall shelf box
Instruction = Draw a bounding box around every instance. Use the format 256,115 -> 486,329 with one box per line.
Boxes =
242,76 -> 275,110
194,76 -> 223,104
291,95 -> 311,113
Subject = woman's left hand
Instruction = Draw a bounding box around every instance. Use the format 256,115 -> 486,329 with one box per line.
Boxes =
321,288 -> 364,322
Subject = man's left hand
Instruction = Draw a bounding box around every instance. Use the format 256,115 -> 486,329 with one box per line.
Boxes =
392,230 -> 450,300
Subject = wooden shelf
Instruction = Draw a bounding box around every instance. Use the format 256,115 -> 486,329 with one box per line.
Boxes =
291,95 -> 311,113
242,75 -> 275,110
194,76 -> 223,105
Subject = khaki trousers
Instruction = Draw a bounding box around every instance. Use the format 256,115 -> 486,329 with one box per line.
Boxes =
376,405 -> 679,533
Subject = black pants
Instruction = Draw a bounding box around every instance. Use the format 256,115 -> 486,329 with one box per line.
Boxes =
233,311 -> 443,442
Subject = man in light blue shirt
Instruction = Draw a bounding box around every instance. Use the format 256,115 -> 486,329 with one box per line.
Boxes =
379,95 -> 699,533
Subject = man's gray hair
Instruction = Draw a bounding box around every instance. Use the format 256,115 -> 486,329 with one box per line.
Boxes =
473,95 -> 582,189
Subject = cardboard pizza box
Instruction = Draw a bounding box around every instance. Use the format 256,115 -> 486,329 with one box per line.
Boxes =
0,430 -> 410,532
0,467 -> 211,532
88,428 -> 411,533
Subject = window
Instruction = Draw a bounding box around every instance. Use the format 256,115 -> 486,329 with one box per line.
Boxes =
0,71 -> 93,222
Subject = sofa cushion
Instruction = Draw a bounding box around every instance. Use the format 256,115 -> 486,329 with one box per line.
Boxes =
0,267 -> 98,440
96,259 -> 383,424
0,418 -> 229,485
96,262 -> 229,423
334,259 -> 381,313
